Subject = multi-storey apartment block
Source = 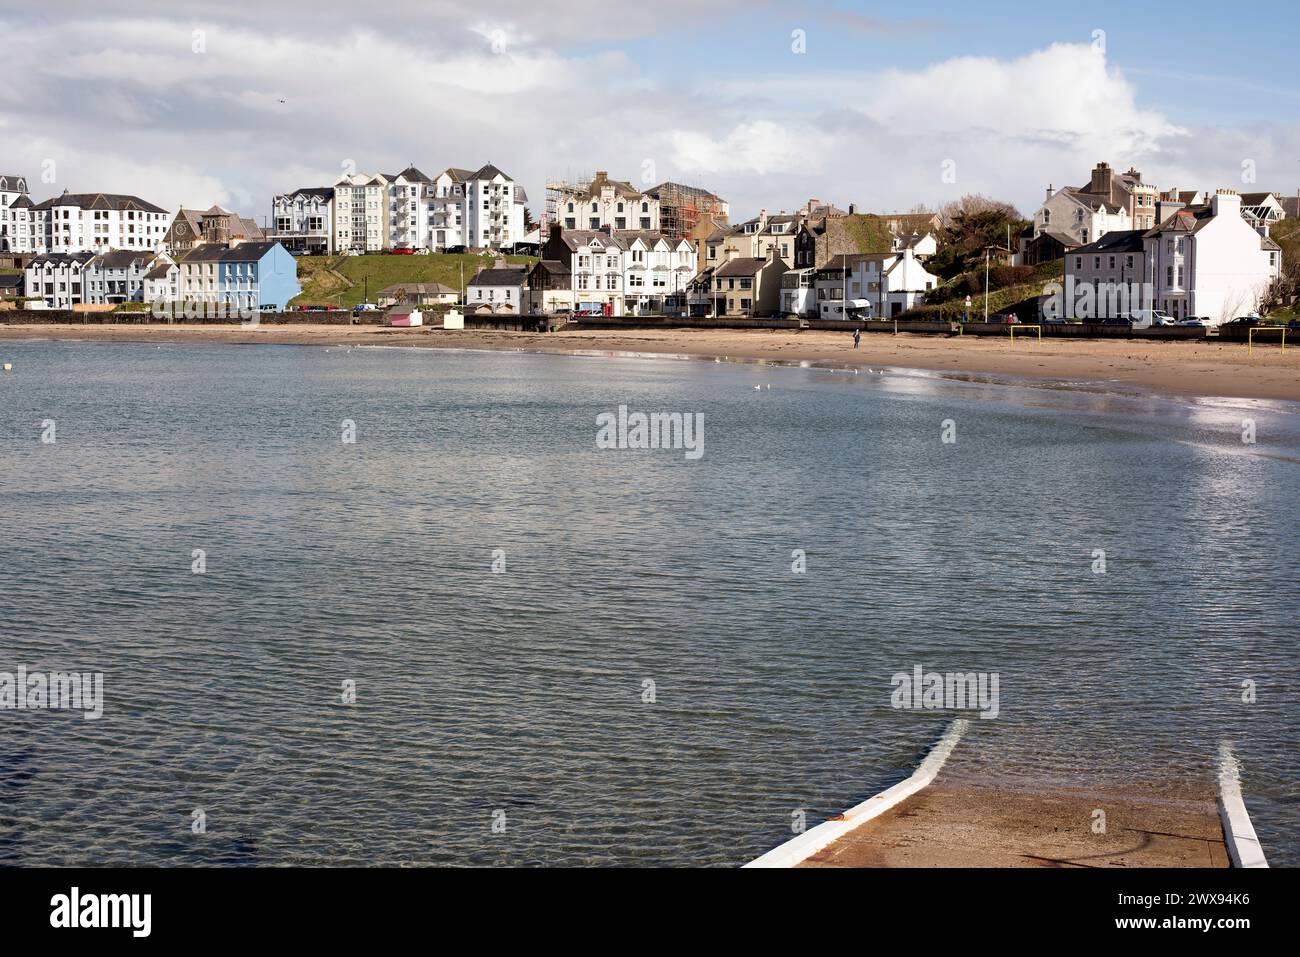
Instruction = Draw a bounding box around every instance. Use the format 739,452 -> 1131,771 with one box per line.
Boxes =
0,172 -> 31,252
333,173 -> 390,253
270,187 -> 334,255
8,190 -> 169,254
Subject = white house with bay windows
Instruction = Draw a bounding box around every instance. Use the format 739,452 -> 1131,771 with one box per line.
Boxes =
621,233 -> 696,315
271,186 -> 334,254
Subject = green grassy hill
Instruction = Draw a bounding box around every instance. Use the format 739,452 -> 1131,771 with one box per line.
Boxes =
291,252 -> 537,308
902,260 -> 1063,320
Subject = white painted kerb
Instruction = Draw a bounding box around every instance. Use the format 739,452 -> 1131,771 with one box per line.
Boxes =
1217,741 -> 1268,868
744,718 -> 970,868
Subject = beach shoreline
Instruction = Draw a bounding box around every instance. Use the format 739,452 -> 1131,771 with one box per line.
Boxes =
3,322 -> 1298,403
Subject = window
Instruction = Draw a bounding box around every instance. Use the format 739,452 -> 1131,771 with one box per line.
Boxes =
1074,257 -> 1082,269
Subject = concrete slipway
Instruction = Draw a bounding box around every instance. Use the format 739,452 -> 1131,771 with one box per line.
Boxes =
745,721 -> 1266,869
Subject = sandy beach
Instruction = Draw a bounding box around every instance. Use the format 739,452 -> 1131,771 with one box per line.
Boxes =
2,322 -> 1298,402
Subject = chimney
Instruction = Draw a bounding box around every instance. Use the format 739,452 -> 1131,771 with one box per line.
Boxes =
549,222 -> 563,242
1046,184 -> 1054,202
757,208 -> 768,229
1211,189 -> 1241,217
1126,166 -> 1142,183
848,203 -> 856,215
1090,162 -> 1113,196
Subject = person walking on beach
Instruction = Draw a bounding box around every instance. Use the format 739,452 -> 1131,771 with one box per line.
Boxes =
853,328 -> 861,349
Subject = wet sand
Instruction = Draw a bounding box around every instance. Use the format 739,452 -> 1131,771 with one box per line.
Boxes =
1,322 -> 1298,402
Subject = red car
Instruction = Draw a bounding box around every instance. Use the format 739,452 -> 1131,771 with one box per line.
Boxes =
389,246 -> 415,255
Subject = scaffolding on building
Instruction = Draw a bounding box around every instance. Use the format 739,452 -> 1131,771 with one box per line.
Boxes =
650,181 -> 730,240
543,174 -> 593,233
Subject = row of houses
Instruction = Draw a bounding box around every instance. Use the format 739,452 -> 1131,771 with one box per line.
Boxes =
1018,162 -> 1287,322
272,163 -> 528,254
22,241 -> 300,311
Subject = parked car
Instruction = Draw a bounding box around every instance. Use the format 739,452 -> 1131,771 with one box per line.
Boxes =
1149,311 -> 1177,326
1099,318 -> 1132,327
352,302 -> 378,315
388,246 -> 414,255
1222,315 -> 1263,328
1176,317 -> 1211,327
1041,316 -> 1065,325
446,245 -> 467,254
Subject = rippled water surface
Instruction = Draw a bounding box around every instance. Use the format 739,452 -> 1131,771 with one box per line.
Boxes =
1,340 -> 1296,866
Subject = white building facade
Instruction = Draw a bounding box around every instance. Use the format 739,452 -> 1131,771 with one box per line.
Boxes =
271,187 -> 334,254
1143,190 -> 1282,323
333,173 -> 389,252
0,173 -> 31,252
16,191 -> 169,254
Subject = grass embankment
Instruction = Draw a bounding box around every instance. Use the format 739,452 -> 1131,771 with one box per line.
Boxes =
902,260 -> 1063,320
291,253 -> 537,308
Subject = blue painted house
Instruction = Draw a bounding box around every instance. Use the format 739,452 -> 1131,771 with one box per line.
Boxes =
179,240 -> 301,311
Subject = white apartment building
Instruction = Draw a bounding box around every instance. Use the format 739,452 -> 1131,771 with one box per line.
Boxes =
333,173 -> 389,252
0,172 -> 31,252
23,252 -> 95,307
386,166 -> 433,250
271,186 -> 334,254
1142,190 -> 1281,323
9,191 -> 169,254
428,168 -> 469,250
555,171 -> 660,232
460,164 -> 527,250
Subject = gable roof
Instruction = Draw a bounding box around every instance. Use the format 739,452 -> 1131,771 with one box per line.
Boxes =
89,250 -> 154,269
1070,230 -> 1146,255
714,257 -> 770,277
468,266 -> 528,286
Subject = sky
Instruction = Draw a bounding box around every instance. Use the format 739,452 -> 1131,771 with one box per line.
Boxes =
2,0 -> 1298,223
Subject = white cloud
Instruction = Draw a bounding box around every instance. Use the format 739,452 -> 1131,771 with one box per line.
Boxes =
0,7 -> 1293,225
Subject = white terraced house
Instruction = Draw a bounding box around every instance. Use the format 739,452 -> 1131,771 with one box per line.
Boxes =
0,172 -> 31,252
271,186 -> 334,254
83,250 -> 168,304
620,232 -> 697,316
333,173 -> 389,252
11,190 -> 169,254
23,252 -> 95,307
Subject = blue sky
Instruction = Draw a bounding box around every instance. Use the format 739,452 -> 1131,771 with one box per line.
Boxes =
2,0 -> 1297,221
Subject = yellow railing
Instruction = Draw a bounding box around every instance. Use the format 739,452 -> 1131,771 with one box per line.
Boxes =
1247,326 -> 1287,353
1009,324 -> 1041,341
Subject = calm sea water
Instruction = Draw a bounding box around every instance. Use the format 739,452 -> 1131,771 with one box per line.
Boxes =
0,339 -> 1296,866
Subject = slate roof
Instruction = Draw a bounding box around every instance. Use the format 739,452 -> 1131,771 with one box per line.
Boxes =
89,250 -> 154,269
713,257 -> 770,277
1071,230 -> 1146,255
33,191 -> 167,214
181,241 -> 282,263
467,266 -> 528,286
